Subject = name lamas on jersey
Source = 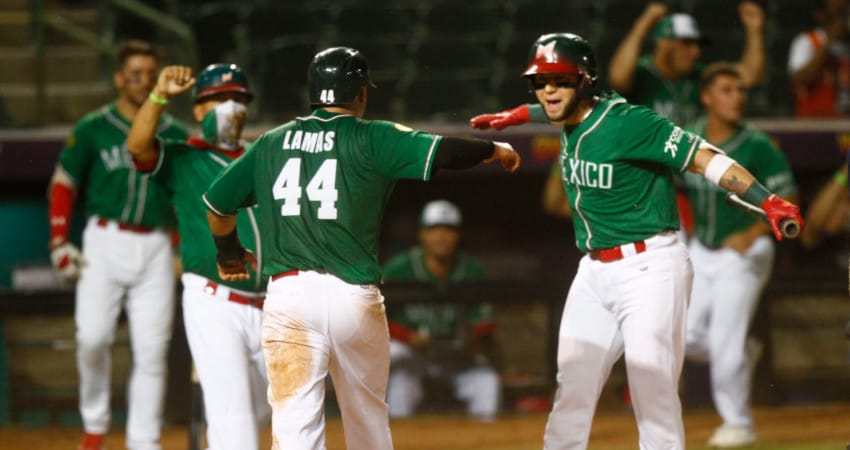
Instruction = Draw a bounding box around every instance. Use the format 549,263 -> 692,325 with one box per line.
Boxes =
281,130 -> 336,153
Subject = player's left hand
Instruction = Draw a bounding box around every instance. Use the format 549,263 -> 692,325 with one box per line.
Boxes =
485,141 -> 521,173
50,241 -> 85,283
761,195 -> 804,241
739,1 -> 765,31
216,249 -> 257,281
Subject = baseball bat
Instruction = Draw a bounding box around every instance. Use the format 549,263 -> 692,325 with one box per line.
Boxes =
725,193 -> 801,239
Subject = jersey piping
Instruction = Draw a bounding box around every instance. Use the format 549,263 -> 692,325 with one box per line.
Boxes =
573,98 -> 626,251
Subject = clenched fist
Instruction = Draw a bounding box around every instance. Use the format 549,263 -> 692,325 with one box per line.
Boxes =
150,65 -> 196,103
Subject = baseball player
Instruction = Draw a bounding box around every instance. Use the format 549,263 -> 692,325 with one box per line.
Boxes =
682,62 -> 798,447
383,200 -> 500,421
47,40 -> 188,450
202,46 -> 520,450
608,1 -> 765,125
125,63 -> 270,450
470,33 -> 803,449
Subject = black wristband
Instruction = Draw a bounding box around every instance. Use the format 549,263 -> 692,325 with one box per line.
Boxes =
213,229 -> 244,263
742,181 -> 771,206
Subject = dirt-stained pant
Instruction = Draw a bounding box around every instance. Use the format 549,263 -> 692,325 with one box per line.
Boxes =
263,270 -> 392,450
543,232 -> 692,450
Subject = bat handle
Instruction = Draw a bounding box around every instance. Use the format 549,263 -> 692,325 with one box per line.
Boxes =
779,218 -> 800,239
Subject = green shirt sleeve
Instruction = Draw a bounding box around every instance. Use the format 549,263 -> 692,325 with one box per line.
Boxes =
617,105 -> 701,173
57,121 -> 94,185
364,120 -> 441,180
204,142 -> 258,216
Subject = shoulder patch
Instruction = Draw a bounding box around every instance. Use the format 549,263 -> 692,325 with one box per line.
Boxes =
64,134 -> 76,149
393,123 -> 413,132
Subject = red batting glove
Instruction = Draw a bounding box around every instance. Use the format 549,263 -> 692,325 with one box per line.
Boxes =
469,104 -> 531,130
761,194 -> 804,240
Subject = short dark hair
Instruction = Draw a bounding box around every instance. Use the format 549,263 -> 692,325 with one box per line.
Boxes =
115,40 -> 158,70
700,61 -> 740,91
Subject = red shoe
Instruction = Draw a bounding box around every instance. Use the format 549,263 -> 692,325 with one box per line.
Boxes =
78,432 -> 105,450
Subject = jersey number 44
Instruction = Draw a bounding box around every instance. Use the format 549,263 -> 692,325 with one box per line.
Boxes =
273,158 -> 339,220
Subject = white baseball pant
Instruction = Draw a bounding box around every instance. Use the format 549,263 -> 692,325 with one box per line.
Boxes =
75,217 -> 175,450
263,270 -> 392,450
686,237 -> 774,428
543,231 -> 692,450
181,273 -> 269,450
387,340 -> 500,419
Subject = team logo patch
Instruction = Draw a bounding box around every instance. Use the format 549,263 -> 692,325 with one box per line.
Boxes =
536,41 -> 558,63
664,126 -> 683,158
393,123 -> 413,132
64,134 -> 76,149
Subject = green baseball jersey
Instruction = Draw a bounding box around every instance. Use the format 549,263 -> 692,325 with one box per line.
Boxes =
626,56 -> 703,126
558,92 -> 701,252
683,118 -> 798,248
383,246 -> 489,339
204,109 -> 441,285
58,103 -> 188,227
149,139 -> 265,292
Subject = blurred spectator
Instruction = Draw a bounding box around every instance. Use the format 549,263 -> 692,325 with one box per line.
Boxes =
801,165 -> 850,249
788,0 -> 850,117
682,62 -> 798,448
608,1 -> 766,125
383,200 -> 500,421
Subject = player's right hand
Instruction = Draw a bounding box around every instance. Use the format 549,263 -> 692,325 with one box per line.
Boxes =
469,105 -> 531,130
761,195 -> 804,241
152,65 -> 196,101
485,141 -> 521,173
216,249 -> 256,281
50,242 -> 84,283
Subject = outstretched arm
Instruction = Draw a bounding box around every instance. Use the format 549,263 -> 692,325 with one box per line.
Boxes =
126,65 -> 195,167
689,146 -> 803,240
432,138 -> 520,173
608,2 -> 668,93
736,1 -> 766,87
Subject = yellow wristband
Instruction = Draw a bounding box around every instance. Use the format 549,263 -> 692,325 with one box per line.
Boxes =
148,92 -> 168,105
833,170 -> 847,187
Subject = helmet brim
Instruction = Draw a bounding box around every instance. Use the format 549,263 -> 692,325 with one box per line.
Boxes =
195,83 -> 254,103
523,59 -> 581,77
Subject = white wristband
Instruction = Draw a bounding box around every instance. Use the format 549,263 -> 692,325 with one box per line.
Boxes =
704,154 -> 736,186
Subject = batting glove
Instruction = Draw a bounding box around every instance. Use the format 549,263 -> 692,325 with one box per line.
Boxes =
469,104 -> 530,130
761,195 -> 804,241
50,242 -> 84,282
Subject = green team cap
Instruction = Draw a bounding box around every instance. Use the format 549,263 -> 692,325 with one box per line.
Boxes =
653,13 -> 704,41
194,63 -> 253,103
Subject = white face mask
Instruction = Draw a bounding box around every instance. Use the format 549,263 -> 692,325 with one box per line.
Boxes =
200,100 -> 247,150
